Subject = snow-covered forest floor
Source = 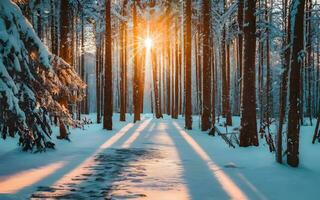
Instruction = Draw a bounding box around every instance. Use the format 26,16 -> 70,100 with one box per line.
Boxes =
0,114 -> 319,200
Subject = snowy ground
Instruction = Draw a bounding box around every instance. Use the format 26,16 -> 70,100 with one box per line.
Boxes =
0,114 -> 319,200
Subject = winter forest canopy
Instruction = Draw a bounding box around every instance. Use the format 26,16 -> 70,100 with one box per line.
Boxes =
0,0 -> 320,199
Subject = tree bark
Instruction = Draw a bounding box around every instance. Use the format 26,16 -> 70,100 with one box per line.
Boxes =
239,0 -> 259,147
103,0 -> 113,130
96,32 -> 101,124
185,0 -> 192,129
276,0 -> 289,164
58,0 -> 71,139
120,1 -> 128,121
237,0 -> 244,110
173,19 -> 180,119
133,1 -> 141,122
201,0 -> 212,131
287,0 -> 305,167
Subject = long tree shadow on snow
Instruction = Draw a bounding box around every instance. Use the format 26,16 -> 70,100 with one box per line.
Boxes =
0,121 -> 143,198
168,120 -> 269,200
30,147 -> 162,199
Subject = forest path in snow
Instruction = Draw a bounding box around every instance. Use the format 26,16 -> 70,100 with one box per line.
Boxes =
1,115 -> 320,200
27,116 -> 251,200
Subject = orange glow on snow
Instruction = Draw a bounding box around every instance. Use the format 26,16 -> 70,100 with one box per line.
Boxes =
0,161 -> 65,194
112,122 -> 191,200
173,122 -> 248,200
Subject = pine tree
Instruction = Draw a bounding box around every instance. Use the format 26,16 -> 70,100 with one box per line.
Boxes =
184,0 -> 192,129
133,0 -> 141,122
201,0 -> 212,131
276,0 -> 290,164
103,0 -> 113,130
239,0 -> 259,147
287,0 -> 305,167
120,0 -> 128,122
0,0 -> 84,151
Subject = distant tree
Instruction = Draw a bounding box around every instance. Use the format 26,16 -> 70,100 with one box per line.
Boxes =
173,18 -> 180,119
95,29 -> 102,124
120,0 -> 128,122
165,1 -> 171,115
237,0 -> 244,107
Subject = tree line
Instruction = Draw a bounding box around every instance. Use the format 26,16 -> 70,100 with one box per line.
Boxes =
3,0 -> 320,167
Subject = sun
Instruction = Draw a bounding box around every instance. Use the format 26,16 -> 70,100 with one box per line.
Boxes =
144,37 -> 153,49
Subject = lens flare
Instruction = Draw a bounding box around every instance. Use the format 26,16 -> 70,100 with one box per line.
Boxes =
144,37 -> 153,49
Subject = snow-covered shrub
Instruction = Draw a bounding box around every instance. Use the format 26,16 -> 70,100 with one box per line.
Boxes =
0,0 -> 85,152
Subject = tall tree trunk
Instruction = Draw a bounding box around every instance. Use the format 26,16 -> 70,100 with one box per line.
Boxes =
239,0 -> 259,147
36,0 -> 42,40
287,0 -> 305,167
140,48 -> 146,113
80,12 -> 86,115
195,31 -> 201,116
201,0 -> 211,131
173,19 -> 180,119
120,1 -> 128,121
179,26 -> 183,115
185,0 -> 192,129
265,0 -> 272,127
133,1 -> 141,122
58,0 -> 71,140
306,0 -> 313,125
211,37 -> 216,128
96,32 -> 101,124
152,48 -> 163,118
103,0 -> 113,130
276,0 -> 289,164
50,0 -> 57,55
165,6 -> 171,115
226,43 -> 232,125
237,0 -> 244,111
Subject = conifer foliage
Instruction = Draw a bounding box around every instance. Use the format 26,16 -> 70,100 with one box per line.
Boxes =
0,0 -> 84,152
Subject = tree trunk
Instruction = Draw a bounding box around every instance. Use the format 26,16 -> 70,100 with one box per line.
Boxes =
201,0 -> 211,131
226,43 -> 232,125
211,37 -> 216,128
152,48 -> 163,118
286,0 -> 305,167
239,0 -> 259,147
96,32 -> 101,124
306,0 -> 313,125
120,1 -> 128,121
133,1 -> 141,122
185,0 -> 192,129
165,5 -> 171,115
58,0 -> 71,140
103,0 -> 113,130
173,19 -> 179,119
276,0 -> 289,164
237,0 -> 244,109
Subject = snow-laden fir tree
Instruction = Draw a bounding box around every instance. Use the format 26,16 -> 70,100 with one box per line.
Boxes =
0,0 -> 85,152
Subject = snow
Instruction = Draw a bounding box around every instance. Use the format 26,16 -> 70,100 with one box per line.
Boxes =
0,114 -> 320,200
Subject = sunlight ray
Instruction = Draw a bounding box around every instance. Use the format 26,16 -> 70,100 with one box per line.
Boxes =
121,119 -> 152,148
0,161 -> 65,194
173,122 -> 248,200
